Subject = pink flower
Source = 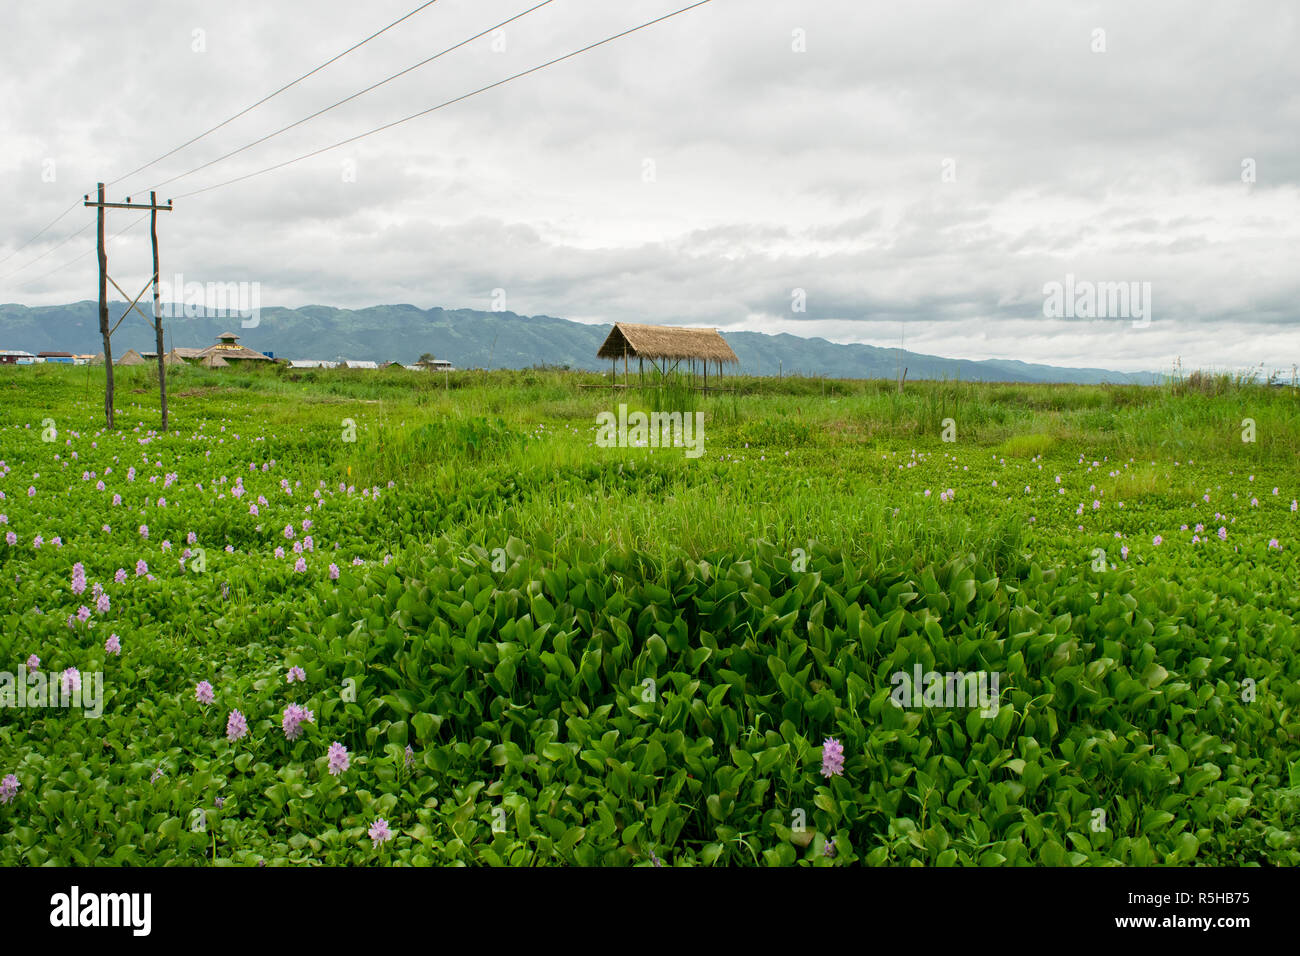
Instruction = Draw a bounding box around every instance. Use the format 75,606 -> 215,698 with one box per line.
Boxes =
96,592 -> 110,615
115,568 -> 127,584
25,654 -> 39,673
135,560 -> 148,576
1218,527 -> 1228,541
105,634 -> 121,655
294,557 -> 306,573
327,741 -> 350,776
61,668 -> 80,694
4,532 -> 14,547
139,525 -> 148,539
328,563 -> 339,580
0,774 -> 19,804
1268,538 -> 1281,550
1152,535 -> 1162,546
287,666 -> 306,684
820,737 -> 845,778
226,709 -> 248,742
282,703 -> 314,741
196,681 -> 215,705
368,818 -> 393,848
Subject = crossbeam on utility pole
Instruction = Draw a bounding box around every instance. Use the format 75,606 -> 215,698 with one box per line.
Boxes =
83,185 -> 173,430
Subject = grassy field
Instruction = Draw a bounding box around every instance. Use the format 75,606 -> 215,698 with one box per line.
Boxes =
0,362 -> 1297,865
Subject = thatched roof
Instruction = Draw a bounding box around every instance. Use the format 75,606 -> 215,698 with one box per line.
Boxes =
597,323 -> 738,364
201,353 -> 229,368
162,349 -> 188,365
115,349 -> 145,366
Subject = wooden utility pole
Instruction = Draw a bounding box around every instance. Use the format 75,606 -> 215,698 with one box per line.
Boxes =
94,183 -> 111,427
83,187 -> 173,430
150,192 -> 168,431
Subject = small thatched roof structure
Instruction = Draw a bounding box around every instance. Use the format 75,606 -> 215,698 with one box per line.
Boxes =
597,323 -> 738,365
198,332 -> 273,363
162,349 -> 188,365
201,353 -> 230,368
115,349 -> 145,366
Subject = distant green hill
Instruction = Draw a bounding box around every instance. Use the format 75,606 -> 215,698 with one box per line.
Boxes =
0,301 -> 1159,384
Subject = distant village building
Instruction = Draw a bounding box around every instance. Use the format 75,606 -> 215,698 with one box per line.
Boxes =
0,349 -> 36,365
343,359 -> 379,370
37,351 -> 75,364
115,349 -> 146,366
416,358 -> 455,372
197,332 -> 274,365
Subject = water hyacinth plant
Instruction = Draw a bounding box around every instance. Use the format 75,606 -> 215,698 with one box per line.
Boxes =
0,366 -> 1295,871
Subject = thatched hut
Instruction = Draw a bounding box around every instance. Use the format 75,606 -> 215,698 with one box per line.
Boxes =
115,349 -> 146,367
596,322 -> 738,389
200,353 -> 230,369
197,332 -> 274,365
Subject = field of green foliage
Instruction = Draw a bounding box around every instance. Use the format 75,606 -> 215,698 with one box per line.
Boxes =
1,362 -> 1297,865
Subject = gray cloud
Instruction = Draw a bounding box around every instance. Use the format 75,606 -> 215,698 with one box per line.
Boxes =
1,0 -> 1297,374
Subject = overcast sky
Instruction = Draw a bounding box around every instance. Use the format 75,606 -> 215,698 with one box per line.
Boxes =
2,0 -> 1297,373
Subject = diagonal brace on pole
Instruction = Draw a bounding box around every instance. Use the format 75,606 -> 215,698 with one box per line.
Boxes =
107,274 -> 158,335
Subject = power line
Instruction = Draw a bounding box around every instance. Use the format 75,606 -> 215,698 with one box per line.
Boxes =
0,217 -> 95,282
108,0 -> 446,189
175,0 -> 719,200
4,1 -> 447,280
0,198 -> 82,268
9,214 -> 149,289
148,0 -> 555,194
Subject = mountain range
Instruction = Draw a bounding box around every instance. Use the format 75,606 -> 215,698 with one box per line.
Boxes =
0,301 -> 1160,384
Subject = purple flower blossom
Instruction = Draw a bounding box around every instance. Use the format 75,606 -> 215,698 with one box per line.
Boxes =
286,666 -> 306,684
196,681 -> 215,705
61,668 -> 80,694
135,560 -> 148,576
294,557 -> 306,573
115,568 -> 127,584
282,703 -> 314,741
105,634 -> 121,655
328,563 -> 339,580
368,817 -> 393,848
226,709 -> 248,742
96,592 -> 110,615
1152,535 -> 1162,546
820,737 -> 845,778
26,654 -> 39,673
327,741 -> 350,776
0,774 -> 19,804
